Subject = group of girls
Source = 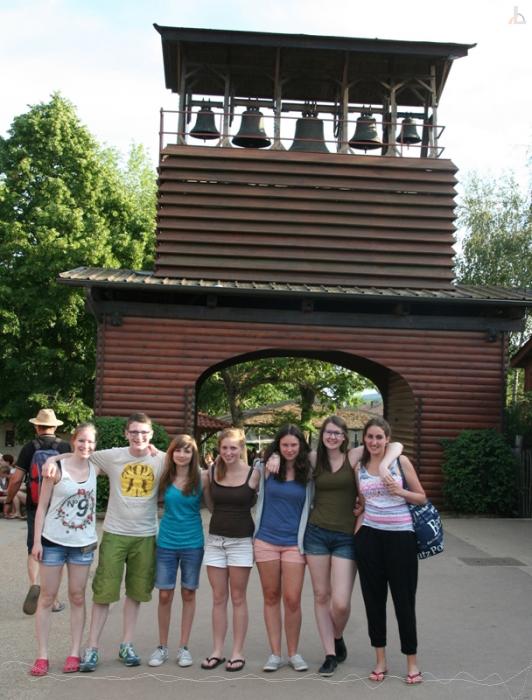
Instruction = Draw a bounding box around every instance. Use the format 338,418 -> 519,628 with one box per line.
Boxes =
30,415 -> 426,684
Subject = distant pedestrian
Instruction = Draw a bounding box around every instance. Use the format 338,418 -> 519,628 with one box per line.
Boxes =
4,408 -> 70,614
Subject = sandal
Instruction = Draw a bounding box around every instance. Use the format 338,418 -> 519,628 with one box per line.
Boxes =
369,668 -> 388,682
405,671 -> 423,684
201,656 -> 226,670
52,601 -> 65,613
226,658 -> 245,672
30,658 -> 49,676
63,655 -> 81,673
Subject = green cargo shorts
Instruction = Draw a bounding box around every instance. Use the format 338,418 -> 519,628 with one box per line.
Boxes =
92,532 -> 156,604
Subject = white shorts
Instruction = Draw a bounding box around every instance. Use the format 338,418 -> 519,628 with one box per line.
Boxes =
204,534 -> 254,568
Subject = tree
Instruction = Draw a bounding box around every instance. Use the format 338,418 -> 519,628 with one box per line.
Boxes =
455,172 -> 531,347
197,357 -> 369,431
0,94 -> 156,435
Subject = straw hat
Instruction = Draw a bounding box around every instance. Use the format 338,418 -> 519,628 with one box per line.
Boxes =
28,408 -> 64,427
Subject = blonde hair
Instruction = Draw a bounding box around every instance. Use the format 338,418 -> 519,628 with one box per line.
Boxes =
216,427 -> 247,480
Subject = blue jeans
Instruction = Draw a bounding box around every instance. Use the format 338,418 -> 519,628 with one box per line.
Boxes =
155,546 -> 204,590
41,543 -> 96,566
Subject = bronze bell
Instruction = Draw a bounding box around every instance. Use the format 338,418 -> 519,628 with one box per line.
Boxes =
189,104 -> 220,141
289,111 -> 329,153
349,110 -> 382,150
396,116 -> 421,145
232,107 -> 271,148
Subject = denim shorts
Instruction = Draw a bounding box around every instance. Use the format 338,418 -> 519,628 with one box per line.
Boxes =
155,546 -> 204,590
41,543 -> 96,567
304,522 -> 356,560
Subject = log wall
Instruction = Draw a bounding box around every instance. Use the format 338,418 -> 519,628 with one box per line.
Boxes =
95,315 -> 504,504
156,146 -> 457,288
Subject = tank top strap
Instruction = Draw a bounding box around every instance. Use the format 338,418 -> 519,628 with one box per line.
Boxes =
244,466 -> 254,485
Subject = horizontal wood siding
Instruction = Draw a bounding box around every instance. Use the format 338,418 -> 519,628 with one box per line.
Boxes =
96,315 -> 503,504
155,147 -> 457,288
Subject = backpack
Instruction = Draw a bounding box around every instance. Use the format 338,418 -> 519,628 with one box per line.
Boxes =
28,438 -> 61,506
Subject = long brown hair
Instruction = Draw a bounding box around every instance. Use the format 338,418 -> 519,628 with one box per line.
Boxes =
264,424 -> 311,484
159,434 -> 200,497
216,427 -> 247,481
315,415 -> 349,474
360,417 -> 391,466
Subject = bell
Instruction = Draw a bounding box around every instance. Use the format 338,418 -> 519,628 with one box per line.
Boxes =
189,104 -> 220,141
289,112 -> 329,153
349,110 -> 382,150
232,107 -> 271,148
396,116 -> 421,145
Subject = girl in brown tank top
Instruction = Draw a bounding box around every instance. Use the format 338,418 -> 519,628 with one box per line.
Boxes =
202,428 -> 260,673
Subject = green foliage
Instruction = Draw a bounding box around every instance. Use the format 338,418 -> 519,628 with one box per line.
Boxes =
505,393 -> 532,448
441,429 -> 518,514
455,171 -> 531,353
93,416 -> 169,511
0,94 -> 157,428
197,357 -> 369,430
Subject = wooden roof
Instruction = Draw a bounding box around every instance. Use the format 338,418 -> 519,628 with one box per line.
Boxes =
154,25 -> 474,105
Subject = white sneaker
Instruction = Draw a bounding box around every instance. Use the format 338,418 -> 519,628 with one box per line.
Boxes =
288,653 -> 308,672
263,654 -> 283,672
148,645 -> 168,667
176,646 -> 193,667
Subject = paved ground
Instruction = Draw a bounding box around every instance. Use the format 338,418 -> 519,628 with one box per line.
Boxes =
1,515 -> 531,700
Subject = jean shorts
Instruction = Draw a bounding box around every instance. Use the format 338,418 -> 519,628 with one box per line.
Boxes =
155,546 -> 204,590
304,522 -> 356,560
41,543 -> 96,567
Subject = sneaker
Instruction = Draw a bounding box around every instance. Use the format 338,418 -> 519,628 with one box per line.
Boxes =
263,654 -> 283,672
148,645 -> 168,667
176,646 -> 193,667
118,642 -> 141,667
79,647 -> 99,672
288,654 -> 308,672
318,655 -> 338,677
334,636 -> 347,663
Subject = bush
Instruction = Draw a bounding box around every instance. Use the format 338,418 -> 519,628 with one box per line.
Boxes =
441,429 -> 518,515
93,416 -> 170,512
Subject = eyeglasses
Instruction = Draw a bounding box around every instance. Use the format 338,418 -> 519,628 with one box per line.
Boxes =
128,430 -> 151,436
324,430 -> 344,438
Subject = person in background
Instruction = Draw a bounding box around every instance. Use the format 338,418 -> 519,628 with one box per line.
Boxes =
4,409 -> 70,614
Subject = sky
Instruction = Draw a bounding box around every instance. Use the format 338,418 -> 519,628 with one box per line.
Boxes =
1,0 -> 531,188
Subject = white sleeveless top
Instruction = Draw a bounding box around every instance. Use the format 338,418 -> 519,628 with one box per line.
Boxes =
42,460 -> 97,547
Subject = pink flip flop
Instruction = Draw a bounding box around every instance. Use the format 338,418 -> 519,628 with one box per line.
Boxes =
405,671 -> 423,684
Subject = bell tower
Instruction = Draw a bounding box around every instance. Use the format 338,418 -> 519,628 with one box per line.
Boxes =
154,25 -> 473,289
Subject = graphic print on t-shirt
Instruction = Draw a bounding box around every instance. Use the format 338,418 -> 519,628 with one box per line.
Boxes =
53,488 -> 96,533
120,462 -> 155,497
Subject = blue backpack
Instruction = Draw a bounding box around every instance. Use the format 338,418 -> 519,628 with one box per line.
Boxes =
28,438 -> 61,506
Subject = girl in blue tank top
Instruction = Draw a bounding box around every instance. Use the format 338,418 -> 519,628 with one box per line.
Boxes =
148,434 -> 212,669
254,425 -> 313,673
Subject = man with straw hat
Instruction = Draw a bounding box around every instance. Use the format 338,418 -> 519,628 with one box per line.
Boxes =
4,408 -> 71,614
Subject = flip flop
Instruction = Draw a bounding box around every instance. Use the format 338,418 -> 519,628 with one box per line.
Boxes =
369,669 -> 388,682
226,658 -> 245,672
201,656 -> 226,670
23,584 -> 40,615
405,671 -> 423,684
